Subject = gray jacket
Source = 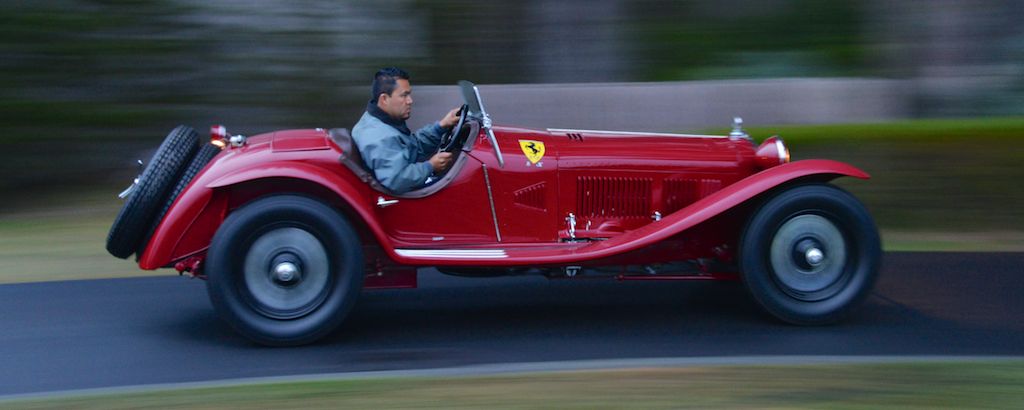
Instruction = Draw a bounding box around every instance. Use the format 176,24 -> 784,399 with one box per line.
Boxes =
352,111 -> 445,194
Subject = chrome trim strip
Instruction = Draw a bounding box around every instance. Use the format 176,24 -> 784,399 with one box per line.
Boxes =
398,250 -> 507,255
481,164 -> 502,242
547,128 -> 729,139
395,249 -> 508,259
376,196 -> 399,208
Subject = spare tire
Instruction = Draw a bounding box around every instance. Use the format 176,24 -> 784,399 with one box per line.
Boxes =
137,142 -> 221,257
106,126 -> 199,259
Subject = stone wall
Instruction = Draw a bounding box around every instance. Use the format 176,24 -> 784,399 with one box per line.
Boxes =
406,78 -> 911,132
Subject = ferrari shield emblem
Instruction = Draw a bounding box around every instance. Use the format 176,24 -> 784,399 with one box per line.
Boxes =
519,140 -> 545,164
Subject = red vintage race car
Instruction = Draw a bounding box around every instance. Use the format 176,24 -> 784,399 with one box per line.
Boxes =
107,81 -> 880,346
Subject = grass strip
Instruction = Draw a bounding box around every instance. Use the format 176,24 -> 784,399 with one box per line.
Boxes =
4,361 -> 1024,409
0,189 -> 160,284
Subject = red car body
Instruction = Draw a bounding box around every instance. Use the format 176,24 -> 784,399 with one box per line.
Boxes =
109,81 -> 880,345
140,126 -> 864,280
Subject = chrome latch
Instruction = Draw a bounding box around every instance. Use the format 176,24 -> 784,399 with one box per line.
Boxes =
652,211 -> 662,221
117,160 -> 144,199
376,196 -> 399,208
565,212 -> 576,239
229,134 -> 247,147
117,177 -> 139,199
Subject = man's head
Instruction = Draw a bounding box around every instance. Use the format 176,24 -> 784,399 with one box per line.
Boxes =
372,67 -> 413,121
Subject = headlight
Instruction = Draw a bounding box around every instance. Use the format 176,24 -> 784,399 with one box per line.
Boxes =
755,136 -> 790,169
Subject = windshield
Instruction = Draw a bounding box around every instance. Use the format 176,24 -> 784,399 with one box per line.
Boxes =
457,80 -> 484,118
458,80 -> 504,167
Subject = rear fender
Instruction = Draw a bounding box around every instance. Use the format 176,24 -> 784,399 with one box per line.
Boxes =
138,161 -> 386,270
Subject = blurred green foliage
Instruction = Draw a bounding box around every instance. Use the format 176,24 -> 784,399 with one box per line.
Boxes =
411,0 -> 869,83
635,0 -> 867,80
731,117 -> 1024,143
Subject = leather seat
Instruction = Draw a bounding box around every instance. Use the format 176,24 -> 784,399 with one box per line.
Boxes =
329,128 -> 399,196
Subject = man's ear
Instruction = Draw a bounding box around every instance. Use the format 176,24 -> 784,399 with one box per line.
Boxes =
377,93 -> 389,105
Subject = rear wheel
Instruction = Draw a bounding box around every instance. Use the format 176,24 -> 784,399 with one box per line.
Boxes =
205,195 -> 364,346
739,183 -> 880,325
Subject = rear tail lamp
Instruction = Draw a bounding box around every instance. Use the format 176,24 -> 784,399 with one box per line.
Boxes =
755,136 -> 790,169
210,124 -> 227,148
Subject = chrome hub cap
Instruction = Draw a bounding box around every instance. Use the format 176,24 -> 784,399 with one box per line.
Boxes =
805,247 -> 825,267
769,214 -> 848,298
243,227 -> 330,318
272,261 -> 301,284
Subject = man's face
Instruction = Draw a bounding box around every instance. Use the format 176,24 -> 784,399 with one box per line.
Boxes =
378,78 -> 413,121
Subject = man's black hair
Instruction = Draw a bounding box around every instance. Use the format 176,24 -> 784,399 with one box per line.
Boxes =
371,67 -> 410,102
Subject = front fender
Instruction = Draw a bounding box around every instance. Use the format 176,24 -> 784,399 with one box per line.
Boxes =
139,160 -> 387,270
581,159 -> 869,257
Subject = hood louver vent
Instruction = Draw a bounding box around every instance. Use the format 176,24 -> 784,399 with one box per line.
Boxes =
664,178 -> 722,213
514,183 -> 547,211
577,176 -> 652,218
566,132 -> 584,141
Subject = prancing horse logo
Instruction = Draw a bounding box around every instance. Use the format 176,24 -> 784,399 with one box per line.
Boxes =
518,140 -> 545,164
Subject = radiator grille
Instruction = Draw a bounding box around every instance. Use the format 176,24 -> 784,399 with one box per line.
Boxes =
577,176 -> 652,218
664,178 -> 722,213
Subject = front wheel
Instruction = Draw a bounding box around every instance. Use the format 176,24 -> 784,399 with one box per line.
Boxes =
205,195 -> 364,346
739,183 -> 881,325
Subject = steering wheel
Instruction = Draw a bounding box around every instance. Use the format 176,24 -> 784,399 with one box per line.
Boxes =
438,104 -> 468,153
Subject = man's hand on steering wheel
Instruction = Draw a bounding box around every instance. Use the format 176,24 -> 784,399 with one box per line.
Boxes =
439,106 -> 462,129
428,152 -> 453,172
438,104 -> 468,153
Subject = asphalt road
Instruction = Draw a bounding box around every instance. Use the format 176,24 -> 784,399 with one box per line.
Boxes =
2,252 -> 1023,396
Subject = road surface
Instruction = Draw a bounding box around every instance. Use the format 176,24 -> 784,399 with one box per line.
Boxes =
1,252 -> 1022,396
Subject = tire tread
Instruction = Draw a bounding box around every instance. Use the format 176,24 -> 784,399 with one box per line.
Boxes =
106,125 -> 199,258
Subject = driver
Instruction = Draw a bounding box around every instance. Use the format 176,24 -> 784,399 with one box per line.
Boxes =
352,67 -> 461,194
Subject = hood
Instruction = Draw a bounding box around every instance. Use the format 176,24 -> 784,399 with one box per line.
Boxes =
271,129 -> 332,152
549,129 -> 752,170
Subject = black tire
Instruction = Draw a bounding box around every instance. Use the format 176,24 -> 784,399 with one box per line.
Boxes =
205,195 -> 364,346
739,183 -> 881,325
106,126 -> 199,259
137,142 -> 221,256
